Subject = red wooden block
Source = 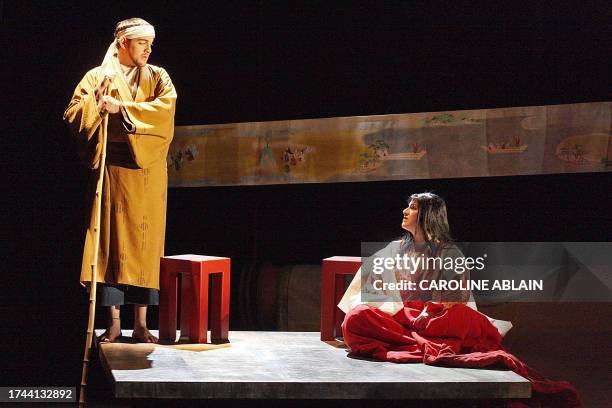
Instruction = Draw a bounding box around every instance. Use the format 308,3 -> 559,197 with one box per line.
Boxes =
159,255 -> 231,344
320,256 -> 362,341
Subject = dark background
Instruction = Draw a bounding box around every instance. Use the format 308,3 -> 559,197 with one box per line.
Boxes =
2,0 -> 611,405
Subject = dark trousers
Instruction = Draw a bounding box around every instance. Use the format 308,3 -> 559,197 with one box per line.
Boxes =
87,283 -> 159,306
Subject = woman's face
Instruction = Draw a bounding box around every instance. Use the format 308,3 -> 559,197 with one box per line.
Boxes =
402,199 -> 419,231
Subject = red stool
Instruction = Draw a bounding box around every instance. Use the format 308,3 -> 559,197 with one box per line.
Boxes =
320,256 -> 362,341
159,255 -> 230,344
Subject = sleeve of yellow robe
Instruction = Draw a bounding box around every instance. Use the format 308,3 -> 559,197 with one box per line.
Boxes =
63,69 -> 104,169
122,68 -> 177,168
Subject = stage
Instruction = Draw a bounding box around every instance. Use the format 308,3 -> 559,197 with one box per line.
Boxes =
96,330 -> 531,400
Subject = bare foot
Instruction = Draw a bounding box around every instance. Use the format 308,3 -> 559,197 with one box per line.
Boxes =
97,325 -> 122,343
132,327 -> 158,344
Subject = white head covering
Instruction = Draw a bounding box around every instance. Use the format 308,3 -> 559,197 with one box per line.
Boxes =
119,24 -> 156,40
99,22 -> 156,81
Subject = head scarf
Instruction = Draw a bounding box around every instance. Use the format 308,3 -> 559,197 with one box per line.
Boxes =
98,22 -> 156,82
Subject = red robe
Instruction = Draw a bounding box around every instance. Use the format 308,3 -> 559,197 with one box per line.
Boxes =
342,302 -> 581,407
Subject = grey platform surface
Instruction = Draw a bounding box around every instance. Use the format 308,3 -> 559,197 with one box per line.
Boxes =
97,330 -> 531,399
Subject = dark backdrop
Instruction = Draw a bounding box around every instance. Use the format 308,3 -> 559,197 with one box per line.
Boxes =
3,0 -> 611,393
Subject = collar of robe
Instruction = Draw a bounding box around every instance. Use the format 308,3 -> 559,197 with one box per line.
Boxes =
103,54 -> 155,105
98,42 -> 151,103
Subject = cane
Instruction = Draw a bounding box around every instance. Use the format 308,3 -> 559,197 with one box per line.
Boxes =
79,69 -> 115,406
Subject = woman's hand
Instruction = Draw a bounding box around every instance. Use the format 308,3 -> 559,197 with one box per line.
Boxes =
413,302 -> 454,330
413,306 -> 430,330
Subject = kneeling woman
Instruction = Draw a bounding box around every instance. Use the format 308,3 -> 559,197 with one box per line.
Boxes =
338,192 -> 580,408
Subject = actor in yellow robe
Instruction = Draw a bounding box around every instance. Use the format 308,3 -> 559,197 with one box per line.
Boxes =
64,18 -> 177,342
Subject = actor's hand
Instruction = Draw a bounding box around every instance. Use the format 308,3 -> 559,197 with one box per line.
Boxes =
100,95 -> 121,114
413,309 -> 430,330
95,76 -> 113,101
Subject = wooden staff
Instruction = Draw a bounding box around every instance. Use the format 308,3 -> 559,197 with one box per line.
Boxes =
79,71 -> 114,406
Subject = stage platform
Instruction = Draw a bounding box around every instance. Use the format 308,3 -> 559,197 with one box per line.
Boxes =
96,330 -> 531,400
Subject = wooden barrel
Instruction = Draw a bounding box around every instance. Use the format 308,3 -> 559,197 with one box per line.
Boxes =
253,263 -> 322,331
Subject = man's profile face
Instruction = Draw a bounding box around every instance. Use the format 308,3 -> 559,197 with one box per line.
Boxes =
122,36 -> 154,67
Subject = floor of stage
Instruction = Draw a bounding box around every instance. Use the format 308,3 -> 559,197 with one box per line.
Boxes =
95,330 -> 531,400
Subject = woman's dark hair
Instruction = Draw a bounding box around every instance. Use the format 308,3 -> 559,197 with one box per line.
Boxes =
400,192 -> 452,254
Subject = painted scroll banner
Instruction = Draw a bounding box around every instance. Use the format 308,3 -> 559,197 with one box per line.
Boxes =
168,102 -> 611,187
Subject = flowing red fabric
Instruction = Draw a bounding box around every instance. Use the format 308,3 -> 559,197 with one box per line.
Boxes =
342,303 -> 581,407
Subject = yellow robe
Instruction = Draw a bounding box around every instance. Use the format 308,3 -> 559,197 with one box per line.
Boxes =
64,61 -> 177,289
